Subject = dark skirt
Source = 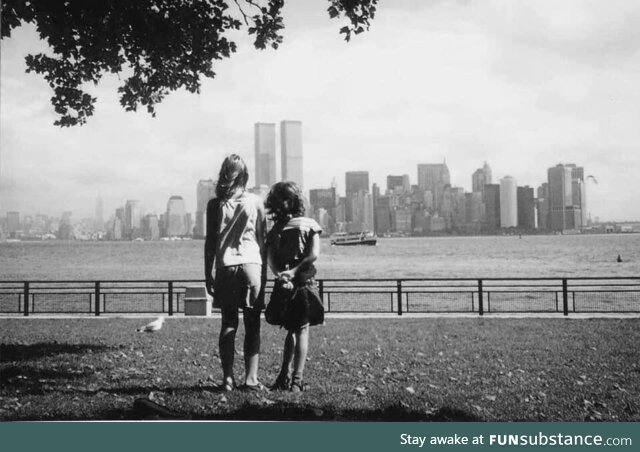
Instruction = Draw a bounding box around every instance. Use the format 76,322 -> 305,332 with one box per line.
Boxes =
265,278 -> 324,330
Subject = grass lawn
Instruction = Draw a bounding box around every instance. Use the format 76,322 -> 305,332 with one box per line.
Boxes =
1,317 -> 639,421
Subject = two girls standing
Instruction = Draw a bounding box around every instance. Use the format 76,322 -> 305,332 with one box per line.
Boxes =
204,154 -> 323,392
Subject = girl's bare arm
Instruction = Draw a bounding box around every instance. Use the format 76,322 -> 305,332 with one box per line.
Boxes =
280,233 -> 320,280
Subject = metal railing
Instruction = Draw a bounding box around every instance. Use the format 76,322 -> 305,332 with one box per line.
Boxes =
0,277 -> 639,316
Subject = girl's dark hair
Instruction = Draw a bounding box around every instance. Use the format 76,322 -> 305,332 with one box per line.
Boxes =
215,154 -> 249,200
265,181 -> 305,223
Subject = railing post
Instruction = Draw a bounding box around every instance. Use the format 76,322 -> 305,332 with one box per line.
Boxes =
168,281 -> 174,316
94,282 -> 101,316
478,279 -> 483,316
318,280 -> 324,304
562,278 -> 568,316
23,282 -> 29,317
397,280 -> 403,316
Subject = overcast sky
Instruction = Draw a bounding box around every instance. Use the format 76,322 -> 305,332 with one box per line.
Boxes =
2,0 -> 639,221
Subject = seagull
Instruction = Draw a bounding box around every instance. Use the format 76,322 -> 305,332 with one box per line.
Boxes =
137,317 -> 165,333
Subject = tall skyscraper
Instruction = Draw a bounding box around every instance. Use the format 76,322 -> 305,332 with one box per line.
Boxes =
499,176 -> 517,228
345,171 -> 370,196
548,164 -> 573,231
483,184 -> 501,233
375,196 -> 392,234
472,162 -> 492,194
567,164 -> 586,228
195,179 -> 216,238
166,196 -> 187,237
517,186 -> 535,230
572,178 -> 586,229
536,183 -> 549,230
465,192 -> 483,233
417,162 -> 450,212
345,171 -> 369,223
254,123 -> 276,186
124,200 -> 141,239
280,120 -> 303,187
112,217 -> 124,240
348,191 -> 374,232
448,187 -> 466,231
142,214 -> 160,240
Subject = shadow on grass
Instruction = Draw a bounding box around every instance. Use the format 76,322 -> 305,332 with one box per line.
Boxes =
0,365 -> 99,395
99,399 -> 481,422
204,403 -> 481,422
0,342 -> 112,362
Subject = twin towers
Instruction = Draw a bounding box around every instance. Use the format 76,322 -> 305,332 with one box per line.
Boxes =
254,121 -> 303,190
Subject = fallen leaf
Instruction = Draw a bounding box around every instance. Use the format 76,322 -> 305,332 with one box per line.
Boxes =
406,386 -> 415,394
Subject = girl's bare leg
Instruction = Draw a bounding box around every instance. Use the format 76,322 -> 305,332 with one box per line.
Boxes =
291,324 -> 309,390
219,307 -> 239,388
278,330 -> 295,380
242,307 -> 261,386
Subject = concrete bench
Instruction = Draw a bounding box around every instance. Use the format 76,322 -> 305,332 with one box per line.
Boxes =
184,286 -> 211,316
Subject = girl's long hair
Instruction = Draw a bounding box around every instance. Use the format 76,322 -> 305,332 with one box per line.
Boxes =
215,154 -> 249,200
265,181 -> 305,224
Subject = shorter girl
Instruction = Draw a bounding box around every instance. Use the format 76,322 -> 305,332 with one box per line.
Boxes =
265,181 -> 324,392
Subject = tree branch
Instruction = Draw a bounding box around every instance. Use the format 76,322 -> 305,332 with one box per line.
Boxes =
233,0 -> 250,25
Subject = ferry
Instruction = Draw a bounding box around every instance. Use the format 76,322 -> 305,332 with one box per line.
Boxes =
330,231 -> 378,246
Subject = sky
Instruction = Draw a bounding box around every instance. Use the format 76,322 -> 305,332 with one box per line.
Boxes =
1,0 -> 640,222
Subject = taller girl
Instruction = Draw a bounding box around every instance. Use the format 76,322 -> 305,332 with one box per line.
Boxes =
204,154 -> 267,391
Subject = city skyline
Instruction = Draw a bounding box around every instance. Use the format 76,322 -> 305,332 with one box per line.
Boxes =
5,157 -> 639,239
2,1 -> 640,221
0,158 -> 594,230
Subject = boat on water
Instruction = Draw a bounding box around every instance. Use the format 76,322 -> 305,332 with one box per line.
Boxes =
330,231 -> 377,246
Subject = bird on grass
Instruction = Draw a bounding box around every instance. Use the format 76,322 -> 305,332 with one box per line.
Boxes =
137,317 -> 165,333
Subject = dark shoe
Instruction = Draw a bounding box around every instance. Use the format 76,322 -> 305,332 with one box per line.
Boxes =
214,378 -> 235,392
214,383 -> 234,392
269,375 -> 291,391
290,380 -> 304,392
